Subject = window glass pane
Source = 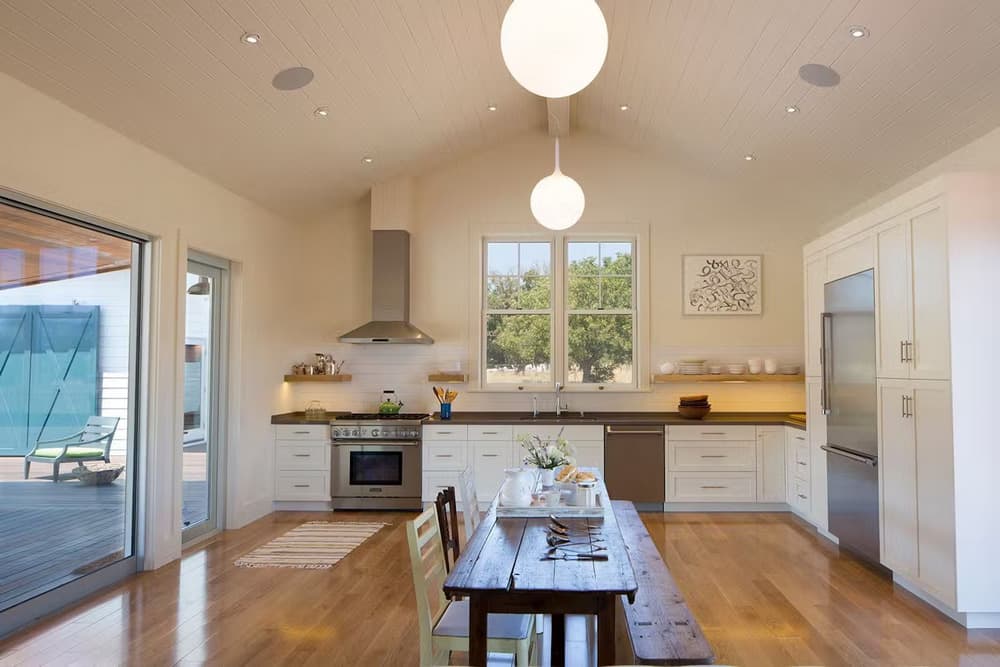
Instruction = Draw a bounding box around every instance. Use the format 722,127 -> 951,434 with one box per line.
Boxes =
567,314 -> 633,384
486,276 -> 519,310
567,275 -> 600,310
568,242 -> 600,275
602,276 -> 633,309
486,314 -> 551,384
600,243 -> 632,273
0,200 -> 139,612
487,242 -> 518,276
519,243 -> 550,275
519,274 -> 551,309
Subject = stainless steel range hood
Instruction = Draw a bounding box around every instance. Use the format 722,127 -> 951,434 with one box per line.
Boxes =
339,229 -> 434,344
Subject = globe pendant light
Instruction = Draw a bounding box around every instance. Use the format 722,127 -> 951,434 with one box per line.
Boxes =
501,0 -> 609,99
531,138 -> 585,230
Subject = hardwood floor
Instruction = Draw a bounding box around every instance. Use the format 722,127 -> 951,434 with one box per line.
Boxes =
0,510 -> 997,666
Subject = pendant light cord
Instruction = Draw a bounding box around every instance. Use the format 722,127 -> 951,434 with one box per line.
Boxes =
547,107 -> 563,173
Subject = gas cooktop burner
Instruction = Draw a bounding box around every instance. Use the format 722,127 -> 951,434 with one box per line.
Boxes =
340,413 -> 430,421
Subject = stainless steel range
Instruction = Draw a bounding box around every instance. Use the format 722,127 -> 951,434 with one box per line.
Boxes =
330,413 -> 427,510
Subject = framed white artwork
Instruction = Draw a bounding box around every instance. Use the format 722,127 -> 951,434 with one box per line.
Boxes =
682,255 -> 762,315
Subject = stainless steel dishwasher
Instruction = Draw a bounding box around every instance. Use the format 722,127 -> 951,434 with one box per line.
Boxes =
603,424 -> 666,510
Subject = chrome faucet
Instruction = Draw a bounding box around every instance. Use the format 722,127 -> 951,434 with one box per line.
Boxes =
532,395 -> 539,418
554,382 -> 565,417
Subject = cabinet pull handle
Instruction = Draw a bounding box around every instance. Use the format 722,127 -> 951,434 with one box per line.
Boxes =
901,395 -> 907,418
906,340 -> 914,363
795,436 -> 805,441
293,484 -> 310,488
797,494 -> 808,499
700,432 -> 726,436
797,461 -> 807,466
700,485 -> 727,489
294,431 -> 311,434
293,454 -> 311,458
436,454 -> 453,458
700,455 -> 726,458
900,340 -> 906,363
481,454 -> 500,458
481,431 -> 499,435
437,431 -> 453,435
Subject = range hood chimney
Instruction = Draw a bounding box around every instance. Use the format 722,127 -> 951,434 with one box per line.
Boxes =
339,180 -> 434,344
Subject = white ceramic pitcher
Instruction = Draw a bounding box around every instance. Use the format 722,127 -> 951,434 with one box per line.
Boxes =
499,468 -> 535,507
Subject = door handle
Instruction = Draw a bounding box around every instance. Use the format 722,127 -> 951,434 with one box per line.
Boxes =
606,427 -> 663,435
900,340 -> 906,363
821,444 -> 877,466
906,341 -> 914,363
820,312 -> 833,415
902,395 -> 907,418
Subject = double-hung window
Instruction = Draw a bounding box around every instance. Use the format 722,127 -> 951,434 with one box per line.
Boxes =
481,236 -> 638,390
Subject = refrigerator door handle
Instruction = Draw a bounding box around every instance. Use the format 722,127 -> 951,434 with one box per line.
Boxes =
822,444 -> 878,467
820,312 -> 833,415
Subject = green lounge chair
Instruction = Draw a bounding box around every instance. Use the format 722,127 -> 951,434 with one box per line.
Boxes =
24,416 -> 120,482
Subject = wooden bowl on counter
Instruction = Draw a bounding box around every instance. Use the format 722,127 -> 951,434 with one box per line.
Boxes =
678,404 -> 712,420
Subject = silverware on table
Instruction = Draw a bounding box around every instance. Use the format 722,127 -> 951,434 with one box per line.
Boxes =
547,544 -> 607,555
546,534 -> 604,548
540,553 -> 609,561
549,515 -> 602,532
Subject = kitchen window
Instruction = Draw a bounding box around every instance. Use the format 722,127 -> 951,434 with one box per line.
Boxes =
480,234 -> 641,390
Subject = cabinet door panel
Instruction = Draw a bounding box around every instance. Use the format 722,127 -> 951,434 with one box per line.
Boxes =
805,256 -> 827,377
910,206 -> 951,380
913,382 -> 956,604
471,442 -> 511,501
879,382 -> 918,577
876,220 -> 912,379
806,379 -> 828,530
757,427 -> 786,502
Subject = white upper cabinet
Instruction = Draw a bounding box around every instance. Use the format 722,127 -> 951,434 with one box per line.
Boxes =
875,200 -> 950,380
804,256 -> 827,378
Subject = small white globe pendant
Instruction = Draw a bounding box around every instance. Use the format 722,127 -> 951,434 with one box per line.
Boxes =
531,138 -> 585,231
501,0 -> 609,99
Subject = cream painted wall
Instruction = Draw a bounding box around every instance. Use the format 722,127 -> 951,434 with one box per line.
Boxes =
0,71 -> 298,568
293,131 -> 811,414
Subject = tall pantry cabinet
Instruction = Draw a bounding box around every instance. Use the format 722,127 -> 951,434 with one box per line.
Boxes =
803,172 -> 1000,628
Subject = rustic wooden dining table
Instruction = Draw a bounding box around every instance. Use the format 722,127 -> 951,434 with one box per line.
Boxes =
443,479 -> 638,666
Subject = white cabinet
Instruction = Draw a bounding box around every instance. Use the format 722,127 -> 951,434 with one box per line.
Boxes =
804,255 -> 827,377
876,200 -> 951,380
756,426 -> 786,503
422,425 -> 469,502
826,235 -> 874,282
471,441 -> 512,502
805,378 -> 828,531
879,379 -> 956,604
785,427 -> 810,516
273,425 -> 331,501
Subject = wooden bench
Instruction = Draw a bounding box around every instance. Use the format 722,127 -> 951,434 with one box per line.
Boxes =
612,501 -> 714,666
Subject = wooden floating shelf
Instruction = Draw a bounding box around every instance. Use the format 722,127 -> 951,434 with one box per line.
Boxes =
428,373 -> 468,383
652,373 -> 805,384
283,374 -> 352,383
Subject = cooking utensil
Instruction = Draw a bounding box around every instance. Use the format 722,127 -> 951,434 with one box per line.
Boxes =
546,544 -> 607,555
547,522 -> 601,536
549,515 -> 602,531
540,553 -> 609,561
546,534 -> 603,548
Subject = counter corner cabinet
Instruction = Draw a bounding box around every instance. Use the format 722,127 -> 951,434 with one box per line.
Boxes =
273,424 -> 331,502
805,172 -> 1000,627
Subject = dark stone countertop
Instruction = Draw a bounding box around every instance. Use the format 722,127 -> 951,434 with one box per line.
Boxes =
270,411 -> 349,425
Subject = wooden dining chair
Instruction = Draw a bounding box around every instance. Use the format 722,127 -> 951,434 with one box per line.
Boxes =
406,506 -> 535,666
434,486 -> 461,572
457,467 -> 481,542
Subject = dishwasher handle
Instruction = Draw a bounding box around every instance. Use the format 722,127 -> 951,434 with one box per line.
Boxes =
605,426 -> 664,435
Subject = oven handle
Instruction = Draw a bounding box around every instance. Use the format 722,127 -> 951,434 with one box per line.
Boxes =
332,440 -> 420,447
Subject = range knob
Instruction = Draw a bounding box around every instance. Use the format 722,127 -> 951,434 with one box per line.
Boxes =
371,428 -> 380,437
352,428 -> 360,437
332,428 -> 340,437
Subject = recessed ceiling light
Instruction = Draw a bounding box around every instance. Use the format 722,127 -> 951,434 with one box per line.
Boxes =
314,106 -> 330,117
487,104 -> 498,112
619,104 -> 630,111
241,32 -> 260,45
362,156 -> 374,164
744,153 -> 756,161
785,105 -> 799,113
848,25 -> 869,39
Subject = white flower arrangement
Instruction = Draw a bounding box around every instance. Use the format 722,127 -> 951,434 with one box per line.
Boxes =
518,429 -> 575,470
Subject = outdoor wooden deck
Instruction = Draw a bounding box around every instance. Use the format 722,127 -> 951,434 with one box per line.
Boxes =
0,453 -> 207,611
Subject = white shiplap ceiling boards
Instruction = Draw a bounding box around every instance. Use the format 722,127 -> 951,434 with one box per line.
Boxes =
0,0 -> 999,223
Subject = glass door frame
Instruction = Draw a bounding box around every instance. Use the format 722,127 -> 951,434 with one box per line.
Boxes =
0,188 -> 148,638
182,252 -> 229,543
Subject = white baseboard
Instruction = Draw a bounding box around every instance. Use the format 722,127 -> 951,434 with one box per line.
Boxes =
817,527 -> 839,544
273,500 -> 334,512
964,613 -> 1000,629
892,572 -> 966,625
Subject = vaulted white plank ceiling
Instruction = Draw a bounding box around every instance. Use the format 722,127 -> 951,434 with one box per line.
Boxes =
0,0 -> 999,222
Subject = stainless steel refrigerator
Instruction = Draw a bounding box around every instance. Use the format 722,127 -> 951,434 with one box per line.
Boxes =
820,269 -> 879,564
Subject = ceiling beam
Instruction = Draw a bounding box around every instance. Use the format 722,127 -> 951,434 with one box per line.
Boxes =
547,97 -> 570,137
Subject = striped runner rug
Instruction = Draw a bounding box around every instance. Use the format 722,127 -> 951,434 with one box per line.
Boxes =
234,521 -> 387,569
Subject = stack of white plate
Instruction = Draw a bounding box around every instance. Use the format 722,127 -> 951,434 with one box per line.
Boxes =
678,360 -> 706,375
707,364 -> 723,375
726,363 -> 748,375
778,364 -> 801,375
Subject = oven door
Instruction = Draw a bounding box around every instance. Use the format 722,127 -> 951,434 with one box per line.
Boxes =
332,441 -> 421,498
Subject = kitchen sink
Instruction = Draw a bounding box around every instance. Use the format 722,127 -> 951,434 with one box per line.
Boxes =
518,414 -> 597,422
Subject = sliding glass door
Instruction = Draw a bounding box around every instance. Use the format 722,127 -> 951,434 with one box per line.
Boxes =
0,194 -> 145,633
182,256 -> 227,542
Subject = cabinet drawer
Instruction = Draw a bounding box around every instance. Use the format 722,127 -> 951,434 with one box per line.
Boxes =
423,425 -> 468,441
513,425 -> 603,442
275,471 -> 329,501
469,425 -> 513,441
791,478 -> 810,512
276,442 -> 330,471
423,442 -> 468,471
670,443 -> 755,471
668,425 -> 757,441
472,443 -> 512,501
423,471 -> 461,502
794,445 -> 810,481
274,425 -> 329,441
668,472 -> 756,502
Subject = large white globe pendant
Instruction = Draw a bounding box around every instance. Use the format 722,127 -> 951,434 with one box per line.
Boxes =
531,138 -> 585,230
501,0 -> 609,99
